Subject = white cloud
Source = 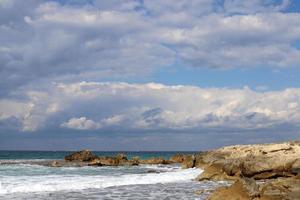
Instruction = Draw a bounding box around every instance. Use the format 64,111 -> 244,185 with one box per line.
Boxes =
1,0 -> 300,94
61,117 -> 102,130
2,82 -> 300,132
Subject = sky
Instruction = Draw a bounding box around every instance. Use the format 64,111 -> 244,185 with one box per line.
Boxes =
1,0 -> 300,151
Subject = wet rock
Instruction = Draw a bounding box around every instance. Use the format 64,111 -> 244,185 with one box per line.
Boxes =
129,156 -> 140,166
147,169 -> 160,173
50,160 -> 62,167
181,155 -> 195,169
170,153 -> 186,163
64,150 -> 97,162
194,189 -> 205,195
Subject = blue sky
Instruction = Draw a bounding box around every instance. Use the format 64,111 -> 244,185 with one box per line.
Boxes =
1,0 -> 300,150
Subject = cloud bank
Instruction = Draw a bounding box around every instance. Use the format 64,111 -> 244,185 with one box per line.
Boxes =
1,82 -> 300,133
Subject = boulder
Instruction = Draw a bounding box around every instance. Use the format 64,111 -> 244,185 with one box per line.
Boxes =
197,162 -> 238,181
50,160 -> 62,167
129,156 -> 140,166
208,178 -> 260,200
181,155 -> 195,169
64,150 -> 97,162
169,154 -> 186,163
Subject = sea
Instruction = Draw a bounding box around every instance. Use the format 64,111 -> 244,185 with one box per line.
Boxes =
0,151 -> 227,200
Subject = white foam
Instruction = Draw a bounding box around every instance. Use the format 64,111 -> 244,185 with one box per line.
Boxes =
141,164 -> 181,171
0,168 -> 203,194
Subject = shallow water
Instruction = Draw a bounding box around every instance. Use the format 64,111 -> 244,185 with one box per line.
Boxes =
0,151 -> 227,199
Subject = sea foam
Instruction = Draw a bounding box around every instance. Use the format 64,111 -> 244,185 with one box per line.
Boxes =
0,166 -> 202,194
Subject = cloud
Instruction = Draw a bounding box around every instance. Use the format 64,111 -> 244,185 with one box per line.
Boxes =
1,0 -> 300,95
61,117 -> 102,130
223,0 -> 291,14
2,82 -> 300,132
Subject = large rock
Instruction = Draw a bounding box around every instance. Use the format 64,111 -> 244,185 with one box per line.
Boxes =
197,162 -> 238,181
169,154 -> 186,163
181,155 -> 196,169
195,141 -> 300,181
64,150 -> 97,162
199,141 -> 300,200
208,178 -> 260,200
208,176 -> 300,200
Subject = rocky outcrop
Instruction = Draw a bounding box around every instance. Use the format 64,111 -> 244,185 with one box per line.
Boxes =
192,141 -> 300,199
193,141 -> 300,181
88,154 -> 135,166
62,151 -> 188,167
140,157 -> 171,165
64,150 -> 97,162
208,176 -> 300,200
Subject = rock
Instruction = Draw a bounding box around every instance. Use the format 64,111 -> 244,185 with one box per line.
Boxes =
194,141 -> 300,181
194,189 -> 205,195
88,154 -> 139,166
129,156 -> 140,166
197,163 -> 238,181
65,150 -> 97,162
208,178 -> 260,200
181,155 -> 195,169
208,176 -> 300,200
147,169 -> 160,173
259,177 -> 300,199
116,153 -> 127,161
50,160 -> 62,167
170,154 -> 186,163
198,141 -> 300,200
97,157 -> 120,166
140,157 -> 171,165
88,158 -> 103,166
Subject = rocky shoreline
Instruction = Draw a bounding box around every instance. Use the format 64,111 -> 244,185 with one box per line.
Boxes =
45,141 -> 300,199
189,141 -> 300,200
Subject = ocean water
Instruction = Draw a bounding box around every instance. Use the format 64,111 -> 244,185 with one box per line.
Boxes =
0,151 -> 227,200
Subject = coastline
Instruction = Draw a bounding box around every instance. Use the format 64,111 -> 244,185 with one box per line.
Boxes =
2,141 -> 300,199
188,140 -> 300,199
58,140 -> 300,199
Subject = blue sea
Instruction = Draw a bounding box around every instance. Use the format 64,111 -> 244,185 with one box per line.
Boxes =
0,151 -> 226,200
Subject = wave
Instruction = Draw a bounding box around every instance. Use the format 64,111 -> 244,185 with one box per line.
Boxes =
0,167 -> 202,194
